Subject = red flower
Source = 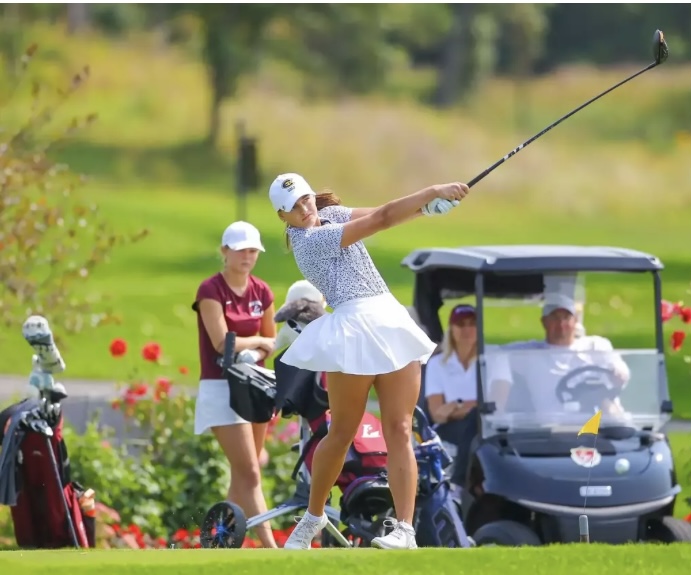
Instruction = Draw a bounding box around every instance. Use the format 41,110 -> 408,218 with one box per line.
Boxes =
157,537 -> 167,548
680,307 -> 691,324
109,338 -> 127,357
111,399 -> 121,411
124,395 -> 136,406
685,512 -> 691,523
154,377 -> 172,401
273,529 -> 288,547
671,330 -> 686,352
179,366 -> 189,375
172,528 -> 189,542
130,382 -> 148,396
142,342 -> 162,363
192,527 -> 201,538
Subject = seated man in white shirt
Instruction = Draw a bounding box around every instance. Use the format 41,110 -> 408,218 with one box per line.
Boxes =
501,294 -> 631,416
423,304 -> 512,485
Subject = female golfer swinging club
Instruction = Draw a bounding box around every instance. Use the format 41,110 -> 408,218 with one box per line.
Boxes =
269,173 -> 469,550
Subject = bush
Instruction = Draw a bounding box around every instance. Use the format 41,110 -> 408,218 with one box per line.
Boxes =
0,43 -> 147,344
64,337 -> 306,544
66,339 -> 229,538
664,298 -> 691,521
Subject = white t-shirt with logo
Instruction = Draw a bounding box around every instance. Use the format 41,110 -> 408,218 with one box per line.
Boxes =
424,346 -> 512,403
500,336 -> 630,414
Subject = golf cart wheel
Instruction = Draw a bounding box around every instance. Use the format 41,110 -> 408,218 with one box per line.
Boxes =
472,520 -> 542,547
645,517 -> 691,543
200,501 -> 247,548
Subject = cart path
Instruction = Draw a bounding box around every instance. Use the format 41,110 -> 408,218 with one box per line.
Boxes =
1,373 -> 690,439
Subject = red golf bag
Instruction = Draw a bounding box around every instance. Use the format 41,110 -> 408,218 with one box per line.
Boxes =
0,398 -> 95,549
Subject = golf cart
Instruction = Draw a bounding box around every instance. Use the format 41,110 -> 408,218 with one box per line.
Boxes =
402,244 -> 691,545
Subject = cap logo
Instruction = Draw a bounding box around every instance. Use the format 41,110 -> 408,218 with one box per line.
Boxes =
282,179 -> 294,189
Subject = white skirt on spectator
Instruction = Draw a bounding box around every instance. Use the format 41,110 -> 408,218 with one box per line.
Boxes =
279,292 -> 437,375
194,379 -> 249,435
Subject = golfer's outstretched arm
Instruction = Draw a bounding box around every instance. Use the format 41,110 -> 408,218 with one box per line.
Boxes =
351,206 -> 423,225
340,183 -> 466,248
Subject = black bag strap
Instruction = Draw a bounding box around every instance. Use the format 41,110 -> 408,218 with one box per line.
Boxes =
290,421 -> 329,480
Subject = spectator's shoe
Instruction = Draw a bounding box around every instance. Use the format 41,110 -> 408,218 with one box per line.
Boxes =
283,512 -> 328,549
371,519 -> 418,549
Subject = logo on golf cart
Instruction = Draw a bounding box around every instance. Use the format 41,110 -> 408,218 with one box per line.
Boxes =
570,446 -> 602,468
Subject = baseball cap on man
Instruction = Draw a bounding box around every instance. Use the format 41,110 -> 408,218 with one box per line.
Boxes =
542,294 -> 576,317
221,221 -> 265,252
269,173 -> 316,212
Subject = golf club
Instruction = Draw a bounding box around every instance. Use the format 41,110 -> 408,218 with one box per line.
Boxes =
466,29 -> 669,189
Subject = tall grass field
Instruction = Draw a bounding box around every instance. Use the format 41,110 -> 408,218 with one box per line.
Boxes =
0,25 -> 690,413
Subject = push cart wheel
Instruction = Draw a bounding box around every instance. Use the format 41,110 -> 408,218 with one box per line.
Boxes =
200,501 -> 247,548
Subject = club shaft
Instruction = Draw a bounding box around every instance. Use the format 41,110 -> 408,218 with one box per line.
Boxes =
46,436 -> 80,548
467,61 -> 658,188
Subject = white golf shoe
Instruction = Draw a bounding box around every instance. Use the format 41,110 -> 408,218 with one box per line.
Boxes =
371,519 -> 418,549
283,512 -> 328,549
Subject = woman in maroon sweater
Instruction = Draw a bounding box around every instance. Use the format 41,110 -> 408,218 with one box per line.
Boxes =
192,221 -> 278,548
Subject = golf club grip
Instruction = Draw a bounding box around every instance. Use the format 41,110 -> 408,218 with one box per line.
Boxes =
466,61 -> 658,189
223,332 -> 236,369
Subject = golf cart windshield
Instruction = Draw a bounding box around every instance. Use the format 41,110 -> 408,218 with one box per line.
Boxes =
480,347 -> 670,437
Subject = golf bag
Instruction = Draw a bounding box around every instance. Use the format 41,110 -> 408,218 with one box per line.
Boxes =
411,406 -> 472,548
293,409 -> 388,494
0,398 -> 95,549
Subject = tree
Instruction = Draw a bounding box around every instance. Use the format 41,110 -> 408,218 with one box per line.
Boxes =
0,44 -> 147,344
166,4 -> 280,147
275,4 -> 394,99
431,4 -> 499,107
497,4 -> 551,132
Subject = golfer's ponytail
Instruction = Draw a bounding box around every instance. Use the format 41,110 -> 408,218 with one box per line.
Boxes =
315,190 -> 342,210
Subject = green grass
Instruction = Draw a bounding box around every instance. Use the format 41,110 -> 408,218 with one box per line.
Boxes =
0,24 -> 689,415
2,545 -> 691,575
671,431 -> 691,520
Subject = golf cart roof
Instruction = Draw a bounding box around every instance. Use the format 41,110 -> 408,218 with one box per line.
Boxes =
401,245 -> 664,342
401,245 -> 663,274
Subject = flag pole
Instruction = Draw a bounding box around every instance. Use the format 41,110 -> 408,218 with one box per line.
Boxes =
577,410 -> 602,544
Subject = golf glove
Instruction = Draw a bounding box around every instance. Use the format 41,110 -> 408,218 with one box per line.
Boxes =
421,198 -> 460,217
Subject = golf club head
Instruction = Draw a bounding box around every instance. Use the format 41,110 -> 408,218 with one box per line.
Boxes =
653,29 -> 669,65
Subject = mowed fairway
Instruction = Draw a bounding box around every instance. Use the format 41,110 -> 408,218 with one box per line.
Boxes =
2,545 -> 691,575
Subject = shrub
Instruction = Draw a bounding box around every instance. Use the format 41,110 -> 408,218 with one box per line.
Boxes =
66,339 -> 229,538
0,43 -> 147,344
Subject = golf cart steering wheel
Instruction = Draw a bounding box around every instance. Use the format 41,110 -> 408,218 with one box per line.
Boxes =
554,365 -> 620,413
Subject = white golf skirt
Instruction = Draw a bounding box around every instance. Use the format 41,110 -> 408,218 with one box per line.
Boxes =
279,292 -> 437,375
194,379 -> 249,435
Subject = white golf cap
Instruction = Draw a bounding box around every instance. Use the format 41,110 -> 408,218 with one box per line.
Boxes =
269,172 -> 316,212
542,294 -> 577,317
221,221 -> 265,252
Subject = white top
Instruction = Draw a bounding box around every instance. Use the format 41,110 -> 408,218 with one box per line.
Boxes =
424,346 -> 513,403
287,205 -> 390,309
500,335 -> 630,413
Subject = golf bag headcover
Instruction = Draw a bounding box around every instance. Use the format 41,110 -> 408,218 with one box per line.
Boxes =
274,279 -> 327,351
